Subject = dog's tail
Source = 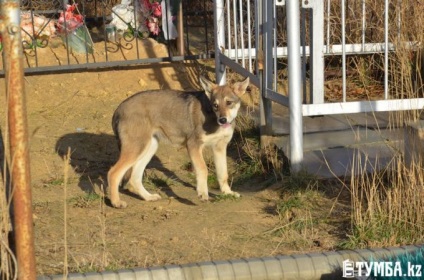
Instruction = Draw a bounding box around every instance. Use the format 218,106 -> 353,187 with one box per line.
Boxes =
111,109 -> 132,183
112,110 -> 121,150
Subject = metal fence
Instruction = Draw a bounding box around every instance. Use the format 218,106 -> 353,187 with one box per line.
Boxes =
0,0 -> 214,75
214,0 -> 424,169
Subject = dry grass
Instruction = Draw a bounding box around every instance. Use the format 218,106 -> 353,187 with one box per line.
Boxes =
341,151 -> 424,249
339,0 -> 424,248
0,93 -> 16,280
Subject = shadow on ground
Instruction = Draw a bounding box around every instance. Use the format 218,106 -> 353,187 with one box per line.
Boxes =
55,132 -> 197,206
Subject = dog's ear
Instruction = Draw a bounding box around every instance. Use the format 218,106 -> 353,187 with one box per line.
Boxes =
199,75 -> 216,98
232,77 -> 250,96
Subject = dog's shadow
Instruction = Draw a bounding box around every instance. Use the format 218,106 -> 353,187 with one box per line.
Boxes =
55,132 -> 196,206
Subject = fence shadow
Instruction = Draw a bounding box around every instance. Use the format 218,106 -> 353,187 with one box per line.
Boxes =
55,132 -> 196,206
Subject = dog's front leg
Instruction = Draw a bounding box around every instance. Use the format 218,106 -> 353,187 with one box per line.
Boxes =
213,140 -> 240,198
187,143 -> 209,200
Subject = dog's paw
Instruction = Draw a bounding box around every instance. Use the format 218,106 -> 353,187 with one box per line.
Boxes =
224,190 -> 240,198
111,200 -> 128,209
198,192 -> 209,201
145,194 -> 161,201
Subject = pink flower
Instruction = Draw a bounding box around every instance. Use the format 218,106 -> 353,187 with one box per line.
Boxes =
146,17 -> 160,35
151,2 -> 162,17
140,0 -> 163,36
56,4 -> 84,34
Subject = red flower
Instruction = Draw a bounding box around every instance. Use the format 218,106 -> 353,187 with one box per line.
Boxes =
151,2 -> 162,17
57,4 -> 84,34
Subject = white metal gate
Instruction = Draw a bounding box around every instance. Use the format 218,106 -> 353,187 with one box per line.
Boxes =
214,0 -> 423,170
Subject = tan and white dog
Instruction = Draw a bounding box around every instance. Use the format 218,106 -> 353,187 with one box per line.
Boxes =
107,75 -> 249,208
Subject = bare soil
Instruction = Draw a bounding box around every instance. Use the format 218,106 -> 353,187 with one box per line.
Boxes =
0,39 -> 347,276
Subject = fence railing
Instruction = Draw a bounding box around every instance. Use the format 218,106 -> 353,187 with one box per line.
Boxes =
0,0 -> 214,75
215,0 -> 423,169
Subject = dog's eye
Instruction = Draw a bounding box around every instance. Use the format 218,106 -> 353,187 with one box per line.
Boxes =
213,103 -> 219,110
226,101 -> 233,106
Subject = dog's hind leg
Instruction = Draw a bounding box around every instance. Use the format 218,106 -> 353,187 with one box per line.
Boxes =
129,137 -> 161,201
108,149 -> 140,209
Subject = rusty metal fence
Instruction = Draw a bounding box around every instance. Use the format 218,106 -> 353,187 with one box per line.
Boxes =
0,0 -> 214,75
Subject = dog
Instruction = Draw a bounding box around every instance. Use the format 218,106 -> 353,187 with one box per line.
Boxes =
107,75 -> 250,208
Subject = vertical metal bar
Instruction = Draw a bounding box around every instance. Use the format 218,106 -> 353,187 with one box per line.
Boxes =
233,0 -> 238,62
203,0 -> 209,55
214,0 -> 227,85
132,0 -> 140,59
326,0 -> 330,53
29,7 -> 39,67
62,0 -> 71,65
273,0 -> 278,92
255,0 -> 260,73
308,0 -> 325,104
177,1 -> 184,56
226,0 -> 231,53
239,0 -> 245,67
258,0 -> 273,145
264,0 -> 274,93
246,0 -> 253,72
164,0 -> 171,56
341,0 -> 347,102
287,0 -> 303,171
362,0 -> 366,49
1,1 -> 36,279
184,0 -> 190,52
102,4 -> 109,62
301,8 -> 307,103
384,0 -> 389,99
397,0 -> 402,42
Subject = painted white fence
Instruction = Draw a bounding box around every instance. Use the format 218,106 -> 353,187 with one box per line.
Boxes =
214,0 -> 423,169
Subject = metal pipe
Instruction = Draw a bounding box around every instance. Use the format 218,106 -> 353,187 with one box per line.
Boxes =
1,1 -> 36,279
226,0 -> 231,52
287,0 -> 303,171
326,0 -> 330,53
341,0 -> 347,102
246,0 -> 253,72
177,0 -> 184,56
232,0 -> 238,63
362,0 -> 366,49
214,0 -> 226,85
273,0 -> 277,92
239,0 -> 245,68
39,245 -> 424,280
384,0 -> 389,99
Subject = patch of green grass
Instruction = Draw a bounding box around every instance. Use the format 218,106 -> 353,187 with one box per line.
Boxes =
180,161 -> 193,171
276,196 -> 303,216
42,177 -> 65,187
283,169 -> 320,193
145,173 -> 174,189
207,174 -> 218,188
69,192 -> 102,208
213,193 -> 241,202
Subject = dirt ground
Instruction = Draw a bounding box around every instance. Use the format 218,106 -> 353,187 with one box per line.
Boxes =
0,39 -> 344,276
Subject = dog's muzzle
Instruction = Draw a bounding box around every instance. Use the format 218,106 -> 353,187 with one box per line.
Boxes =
218,117 -> 228,125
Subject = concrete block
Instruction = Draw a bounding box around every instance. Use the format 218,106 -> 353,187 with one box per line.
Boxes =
404,120 -> 424,167
198,262 -> 219,280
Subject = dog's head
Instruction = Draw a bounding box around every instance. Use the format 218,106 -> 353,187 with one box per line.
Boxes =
199,75 -> 250,128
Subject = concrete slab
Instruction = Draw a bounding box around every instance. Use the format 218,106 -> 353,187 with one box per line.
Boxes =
268,105 -> 393,135
268,111 -> 404,178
